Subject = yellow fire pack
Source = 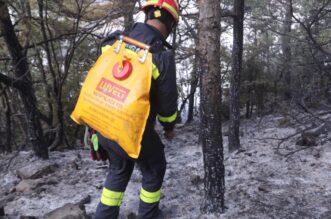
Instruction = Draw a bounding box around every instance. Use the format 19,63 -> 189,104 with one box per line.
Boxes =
71,36 -> 152,159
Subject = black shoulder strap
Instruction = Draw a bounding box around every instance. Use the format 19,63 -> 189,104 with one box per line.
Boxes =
98,31 -> 123,54
150,39 -> 173,54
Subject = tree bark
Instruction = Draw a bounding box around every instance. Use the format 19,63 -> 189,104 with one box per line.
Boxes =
123,0 -> 136,32
187,48 -> 199,123
197,0 -> 225,213
0,0 -> 48,159
228,0 -> 244,153
282,0 -> 293,99
0,85 -> 11,152
4,91 -> 11,152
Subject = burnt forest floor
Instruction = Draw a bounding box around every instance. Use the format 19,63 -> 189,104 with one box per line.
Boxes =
1,113 -> 331,219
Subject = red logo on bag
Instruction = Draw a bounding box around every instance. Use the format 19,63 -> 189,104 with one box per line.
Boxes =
96,78 -> 130,102
112,60 -> 132,81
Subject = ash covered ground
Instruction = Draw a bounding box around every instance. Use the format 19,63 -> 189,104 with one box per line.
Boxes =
1,115 -> 331,219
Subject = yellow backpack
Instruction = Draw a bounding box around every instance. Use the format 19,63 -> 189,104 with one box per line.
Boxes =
71,36 -> 152,159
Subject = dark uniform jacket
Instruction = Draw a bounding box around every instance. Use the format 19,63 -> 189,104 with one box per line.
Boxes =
97,22 -> 178,159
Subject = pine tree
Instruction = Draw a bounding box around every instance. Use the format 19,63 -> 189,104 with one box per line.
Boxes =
197,0 -> 225,213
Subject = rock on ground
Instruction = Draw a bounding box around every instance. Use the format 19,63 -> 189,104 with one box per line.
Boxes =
16,162 -> 56,180
43,203 -> 88,219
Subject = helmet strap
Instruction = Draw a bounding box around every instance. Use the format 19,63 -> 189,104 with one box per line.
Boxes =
171,25 -> 177,48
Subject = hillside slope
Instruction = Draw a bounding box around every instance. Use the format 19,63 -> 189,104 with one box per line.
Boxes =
0,115 -> 330,219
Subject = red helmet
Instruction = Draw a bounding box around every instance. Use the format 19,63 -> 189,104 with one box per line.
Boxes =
142,0 -> 180,24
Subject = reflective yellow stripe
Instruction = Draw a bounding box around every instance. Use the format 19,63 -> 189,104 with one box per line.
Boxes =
152,64 -> 160,80
158,111 -> 177,123
101,45 -> 111,54
100,188 -> 124,206
91,134 -> 99,151
144,0 -> 159,6
140,188 -> 161,204
162,2 -> 179,20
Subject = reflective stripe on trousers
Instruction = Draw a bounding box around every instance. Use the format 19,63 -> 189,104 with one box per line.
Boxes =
140,188 -> 161,204
100,187 -> 124,206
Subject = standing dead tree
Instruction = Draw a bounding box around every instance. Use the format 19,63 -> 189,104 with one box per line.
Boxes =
0,0 -> 48,159
0,83 -> 11,152
197,0 -> 225,213
33,0 -> 125,150
228,0 -> 245,152
281,0 -> 293,100
0,0 -> 132,156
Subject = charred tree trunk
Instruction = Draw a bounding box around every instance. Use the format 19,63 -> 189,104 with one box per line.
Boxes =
0,85 -> 11,152
4,91 -> 11,152
228,0 -> 244,153
0,1 -> 48,159
187,49 -> 199,123
123,0 -> 136,33
37,0 -> 63,150
197,0 -> 225,213
245,97 -> 251,118
282,0 -> 293,99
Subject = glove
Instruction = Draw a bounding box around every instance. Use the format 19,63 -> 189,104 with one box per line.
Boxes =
90,132 -> 109,161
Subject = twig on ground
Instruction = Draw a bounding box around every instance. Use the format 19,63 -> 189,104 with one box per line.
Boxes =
284,146 -> 312,158
6,150 -> 20,171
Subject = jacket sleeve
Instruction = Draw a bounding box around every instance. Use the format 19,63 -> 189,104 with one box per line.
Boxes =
153,50 -> 178,131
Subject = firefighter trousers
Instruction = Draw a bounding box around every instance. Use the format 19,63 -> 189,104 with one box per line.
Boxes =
95,129 -> 166,219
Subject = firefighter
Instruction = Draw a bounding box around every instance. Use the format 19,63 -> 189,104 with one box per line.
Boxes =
94,0 -> 179,218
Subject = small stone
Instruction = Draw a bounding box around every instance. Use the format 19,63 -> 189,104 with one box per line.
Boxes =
69,161 -> 79,170
96,184 -> 103,190
190,175 -> 203,186
244,152 -> 252,156
78,195 -> 91,207
43,203 -> 88,219
68,178 -> 79,185
313,152 -> 321,159
296,132 -> 318,146
15,179 -> 41,193
16,162 -> 56,180
258,186 -> 269,193
127,212 -> 137,219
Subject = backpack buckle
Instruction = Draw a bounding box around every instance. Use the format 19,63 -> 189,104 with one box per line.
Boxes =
114,36 -> 124,54
139,46 -> 150,64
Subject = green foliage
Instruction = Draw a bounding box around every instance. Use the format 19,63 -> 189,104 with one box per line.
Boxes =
0,0 -> 330,152
0,0 -> 129,151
